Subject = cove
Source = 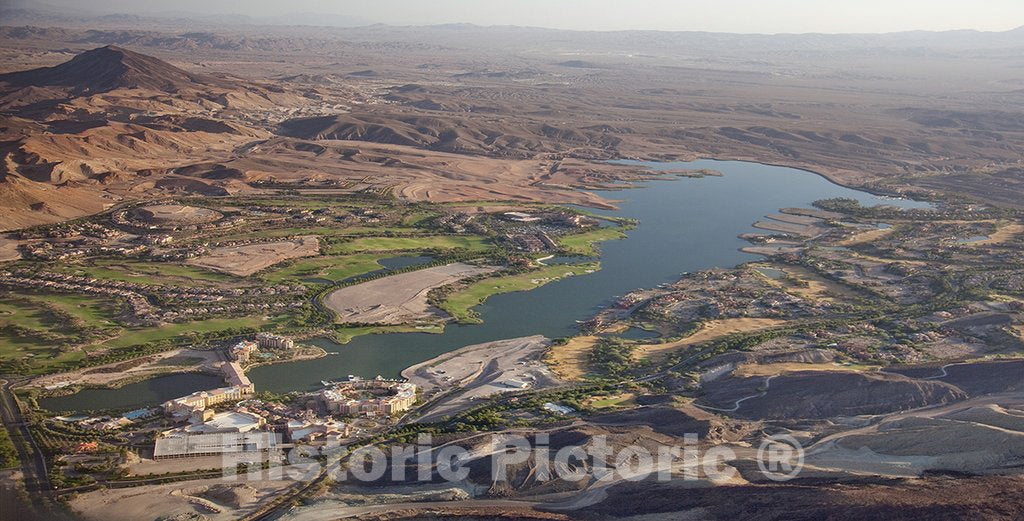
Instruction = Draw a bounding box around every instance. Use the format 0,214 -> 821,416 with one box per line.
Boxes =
41,160 -> 929,411
39,372 -> 224,412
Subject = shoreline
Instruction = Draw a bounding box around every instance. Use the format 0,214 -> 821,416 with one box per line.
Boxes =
34,345 -> 328,410
24,160 -> 940,412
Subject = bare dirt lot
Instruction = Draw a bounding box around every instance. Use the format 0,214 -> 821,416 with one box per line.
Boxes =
839,226 -> 895,246
30,347 -> 220,390
324,263 -> 496,324
733,361 -> 864,377
132,204 -> 222,225
772,264 -> 861,302
403,335 -> 559,422
70,475 -> 296,521
977,223 -> 1024,245
0,234 -> 23,261
546,335 -> 599,381
188,236 -> 320,276
635,318 -> 788,359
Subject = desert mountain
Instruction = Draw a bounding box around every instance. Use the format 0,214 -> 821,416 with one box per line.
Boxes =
0,45 -> 235,95
0,46 -> 297,229
277,113 -> 624,159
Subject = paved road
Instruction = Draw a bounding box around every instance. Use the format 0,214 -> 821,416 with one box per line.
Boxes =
0,378 -> 55,512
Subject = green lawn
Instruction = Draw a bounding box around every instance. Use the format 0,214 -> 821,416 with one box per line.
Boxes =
107,261 -> 234,283
99,315 -> 289,349
557,227 -> 628,256
0,293 -> 120,367
50,260 -> 234,287
0,299 -> 55,331
0,293 -> 293,373
329,324 -> 443,344
588,393 -> 637,408
401,211 -> 439,226
327,235 -> 493,255
212,226 -> 421,242
261,254 -> 389,284
20,294 -> 118,328
441,263 -> 599,323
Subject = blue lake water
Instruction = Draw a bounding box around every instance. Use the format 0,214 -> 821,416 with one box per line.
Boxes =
41,160 -> 929,411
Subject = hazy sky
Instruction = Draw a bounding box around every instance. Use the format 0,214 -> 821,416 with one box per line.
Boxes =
52,0 -> 1024,33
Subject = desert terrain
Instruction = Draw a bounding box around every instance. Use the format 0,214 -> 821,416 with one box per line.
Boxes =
402,335 -> 559,423
2,7 -> 1024,521
1,20 -> 1024,230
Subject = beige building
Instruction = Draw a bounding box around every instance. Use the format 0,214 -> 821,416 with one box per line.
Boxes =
162,385 -> 254,417
256,332 -> 294,350
320,377 -> 417,416
229,340 -> 258,362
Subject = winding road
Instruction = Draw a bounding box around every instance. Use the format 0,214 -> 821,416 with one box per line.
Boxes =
924,362 -> 964,379
696,374 -> 779,412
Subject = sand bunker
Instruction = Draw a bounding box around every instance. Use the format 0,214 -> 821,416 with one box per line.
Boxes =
189,236 -> 320,276
324,262 -> 496,324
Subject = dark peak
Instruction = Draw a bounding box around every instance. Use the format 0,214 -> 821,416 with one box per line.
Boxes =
0,45 -> 235,95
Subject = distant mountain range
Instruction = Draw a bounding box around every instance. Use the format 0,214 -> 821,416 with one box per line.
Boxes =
0,2 -> 376,28
1,0 -> 1020,39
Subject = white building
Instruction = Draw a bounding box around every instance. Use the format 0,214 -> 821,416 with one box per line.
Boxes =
184,411 -> 265,434
154,432 -> 279,460
286,419 -> 350,442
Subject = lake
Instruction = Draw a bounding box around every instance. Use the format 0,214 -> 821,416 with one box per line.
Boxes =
41,160 -> 929,411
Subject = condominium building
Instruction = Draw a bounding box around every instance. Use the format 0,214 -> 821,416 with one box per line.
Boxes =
229,340 -> 258,362
162,385 -> 254,417
256,332 -> 294,350
320,377 -> 417,416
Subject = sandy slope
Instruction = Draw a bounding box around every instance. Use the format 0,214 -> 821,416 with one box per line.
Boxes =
324,263 -> 497,324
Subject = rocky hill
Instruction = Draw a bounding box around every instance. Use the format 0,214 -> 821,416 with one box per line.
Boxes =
0,45 -> 236,95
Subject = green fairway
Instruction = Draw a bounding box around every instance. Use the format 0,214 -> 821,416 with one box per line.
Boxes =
108,261 -> 235,283
0,293 -> 116,336
20,294 -> 118,328
212,226 -> 422,242
327,235 -> 493,255
99,315 -> 290,349
556,227 -> 628,256
261,254 -> 389,284
0,292 -> 122,372
441,263 -> 599,323
50,260 -> 234,287
401,211 -> 439,226
329,324 -> 443,344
